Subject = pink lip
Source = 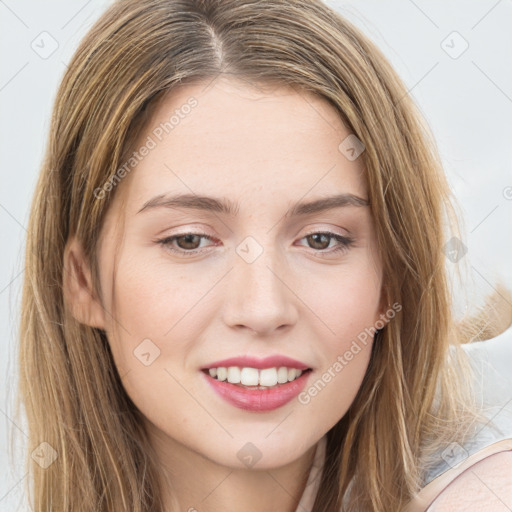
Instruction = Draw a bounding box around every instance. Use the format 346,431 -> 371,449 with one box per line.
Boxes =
200,369 -> 312,412
201,355 -> 311,371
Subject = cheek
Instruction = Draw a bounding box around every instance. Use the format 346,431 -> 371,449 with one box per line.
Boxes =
103,254 -> 225,395
110,254 -> 214,335
295,262 -> 380,420
102,258 -> 204,429
298,340 -> 373,438
306,260 -> 382,342
297,279 -> 378,431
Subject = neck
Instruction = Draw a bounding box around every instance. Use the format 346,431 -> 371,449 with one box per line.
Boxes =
146,424 -> 320,512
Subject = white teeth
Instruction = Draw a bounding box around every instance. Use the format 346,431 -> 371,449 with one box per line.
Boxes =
277,367 -> 289,383
227,366 -> 241,384
216,367 -> 227,381
259,368 -> 278,387
207,366 -> 307,386
240,367 -> 259,386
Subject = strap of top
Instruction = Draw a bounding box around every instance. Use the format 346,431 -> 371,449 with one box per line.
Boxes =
294,323 -> 512,512
406,322 -> 512,511
404,440 -> 512,512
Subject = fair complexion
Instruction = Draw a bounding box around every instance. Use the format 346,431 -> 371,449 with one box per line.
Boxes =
427,452 -> 512,511
64,76 -> 389,512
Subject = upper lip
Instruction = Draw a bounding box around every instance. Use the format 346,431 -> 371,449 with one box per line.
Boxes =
201,355 -> 311,371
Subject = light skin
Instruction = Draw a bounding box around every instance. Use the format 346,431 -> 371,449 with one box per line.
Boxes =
426,452 -> 512,511
64,76 -> 389,512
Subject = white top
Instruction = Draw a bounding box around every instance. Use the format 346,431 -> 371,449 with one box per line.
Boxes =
294,322 -> 512,511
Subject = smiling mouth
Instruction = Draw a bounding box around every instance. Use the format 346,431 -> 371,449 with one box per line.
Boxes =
201,367 -> 313,389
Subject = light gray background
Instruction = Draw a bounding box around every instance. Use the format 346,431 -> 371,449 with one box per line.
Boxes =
1,0 -> 511,510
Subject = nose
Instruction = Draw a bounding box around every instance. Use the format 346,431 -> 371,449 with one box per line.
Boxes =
221,243 -> 299,336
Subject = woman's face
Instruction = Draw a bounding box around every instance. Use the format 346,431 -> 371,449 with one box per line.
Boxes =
89,76 -> 387,469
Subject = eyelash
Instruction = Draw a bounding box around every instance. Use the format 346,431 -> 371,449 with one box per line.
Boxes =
156,230 -> 354,258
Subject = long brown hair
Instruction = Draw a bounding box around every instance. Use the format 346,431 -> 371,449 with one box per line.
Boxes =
15,0 -> 512,510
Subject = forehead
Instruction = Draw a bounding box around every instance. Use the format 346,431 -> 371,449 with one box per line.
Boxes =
115,77 -> 368,217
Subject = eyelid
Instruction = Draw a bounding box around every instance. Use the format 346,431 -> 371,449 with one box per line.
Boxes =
301,225 -> 350,238
156,224 -> 350,242
155,226 -> 354,258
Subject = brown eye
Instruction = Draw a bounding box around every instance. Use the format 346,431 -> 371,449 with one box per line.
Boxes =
156,230 -> 354,258
157,232 -> 216,256
174,234 -> 202,250
297,230 -> 354,256
305,233 -> 331,250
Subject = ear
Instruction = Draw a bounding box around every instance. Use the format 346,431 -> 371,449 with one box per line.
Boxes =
374,286 -> 392,329
63,237 -> 106,330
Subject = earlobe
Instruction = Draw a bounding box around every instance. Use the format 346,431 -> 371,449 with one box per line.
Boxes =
63,237 -> 106,330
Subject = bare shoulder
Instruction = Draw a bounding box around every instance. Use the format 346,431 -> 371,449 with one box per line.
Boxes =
428,451 -> 512,511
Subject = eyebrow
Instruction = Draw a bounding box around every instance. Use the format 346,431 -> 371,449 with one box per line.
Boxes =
136,192 -> 370,217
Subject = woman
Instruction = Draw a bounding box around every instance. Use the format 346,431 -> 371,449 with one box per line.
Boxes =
16,0 -> 512,510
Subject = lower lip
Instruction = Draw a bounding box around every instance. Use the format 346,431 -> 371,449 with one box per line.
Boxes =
201,370 -> 312,412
